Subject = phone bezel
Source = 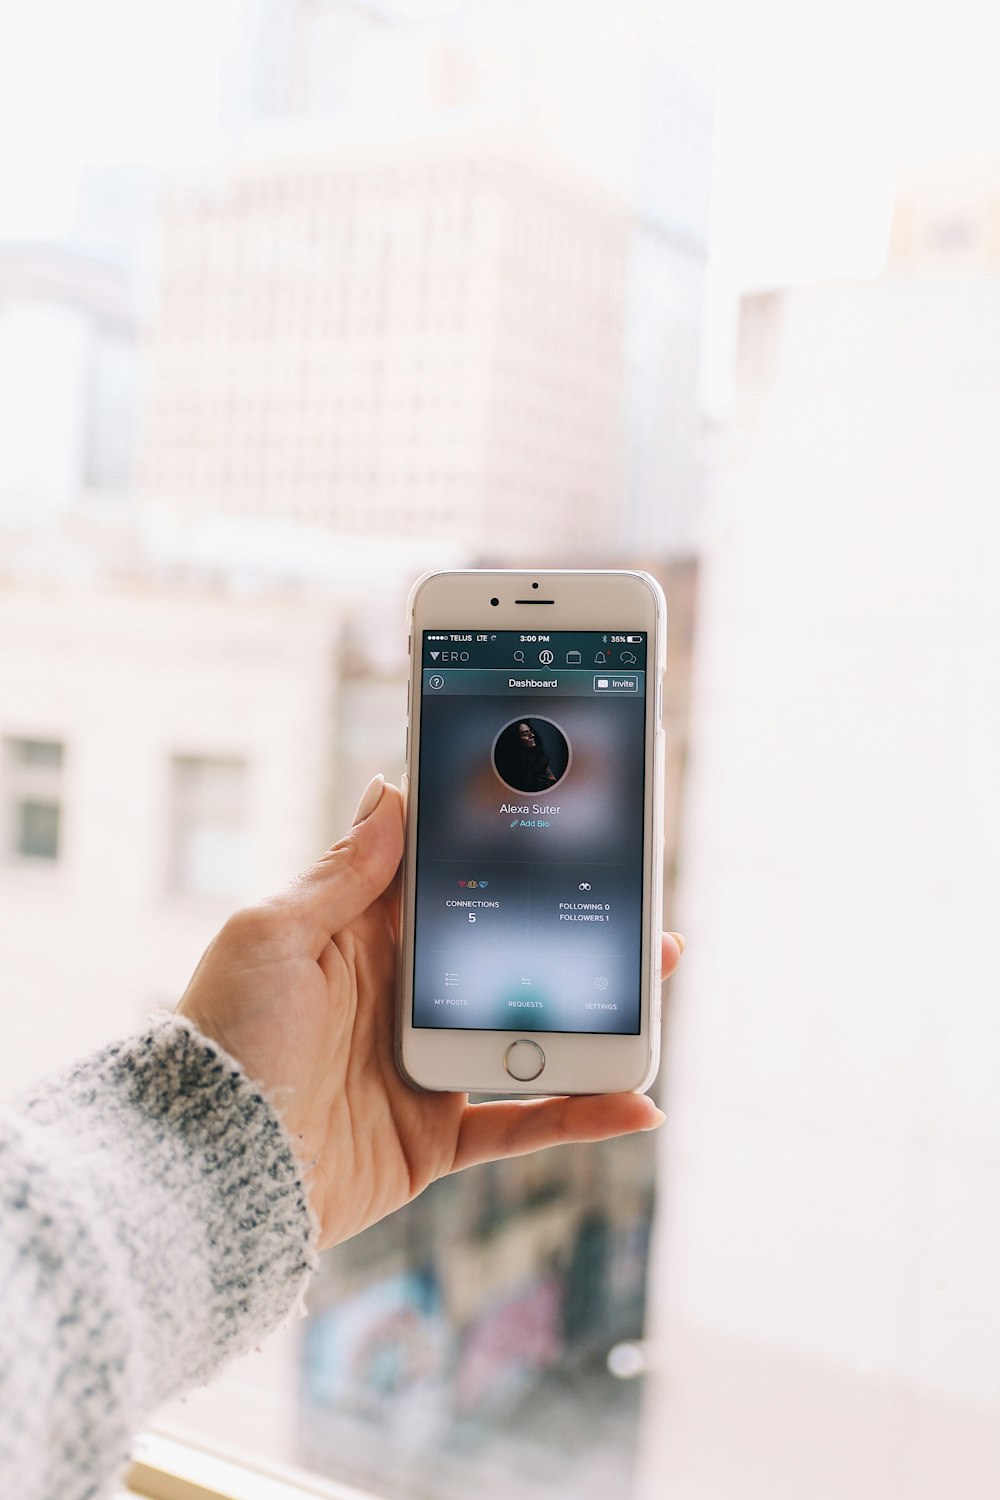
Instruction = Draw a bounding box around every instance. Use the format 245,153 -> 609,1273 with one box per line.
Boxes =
396,569 -> 665,1096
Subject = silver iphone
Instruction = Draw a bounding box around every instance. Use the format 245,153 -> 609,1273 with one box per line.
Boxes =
396,569 -> 666,1095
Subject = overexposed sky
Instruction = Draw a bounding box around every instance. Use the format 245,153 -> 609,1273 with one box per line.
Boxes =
654,0 -> 1000,405
0,0 -> 240,239
4,0 -> 999,284
2,0 -> 999,412
657,0 -> 1000,285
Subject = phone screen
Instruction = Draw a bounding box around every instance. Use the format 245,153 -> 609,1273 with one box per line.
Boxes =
412,629 -> 649,1035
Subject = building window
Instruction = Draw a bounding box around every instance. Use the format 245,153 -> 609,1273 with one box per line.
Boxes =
3,737 -> 65,862
168,755 -> 249,899
928,216 -> 974,251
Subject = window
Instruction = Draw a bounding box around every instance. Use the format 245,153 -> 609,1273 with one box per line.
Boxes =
5,4 -> 998,1500
168,755 -> 249,900
928,216 -> 974,250
3,737 -> 65,862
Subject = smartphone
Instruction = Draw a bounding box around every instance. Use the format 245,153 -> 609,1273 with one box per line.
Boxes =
396,569 -> 666,1096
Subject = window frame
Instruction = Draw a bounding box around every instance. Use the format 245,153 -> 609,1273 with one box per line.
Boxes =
166,752 -> 250,900
2,734 -> 66,865
127,1428 -> 386,1500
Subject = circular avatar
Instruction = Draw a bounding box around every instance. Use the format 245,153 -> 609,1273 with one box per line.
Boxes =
492,716 -> 571,795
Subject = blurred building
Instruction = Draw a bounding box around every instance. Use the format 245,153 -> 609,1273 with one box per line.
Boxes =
137,0 -> 712,555
0,508 -> 449,1099
137,137 -> 629,550
638,164 -> 1000,1500
0,577 -> 334,1094
889,157 -> 1000,273
220,0 -> 395,131
0,241 -> 139,509
73,164 -> 164,317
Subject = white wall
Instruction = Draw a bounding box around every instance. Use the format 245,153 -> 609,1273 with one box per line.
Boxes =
0,583 -> 345,1096
637,274 -> 1000,1498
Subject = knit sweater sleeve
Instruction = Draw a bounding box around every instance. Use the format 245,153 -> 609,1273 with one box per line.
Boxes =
0,1014 -> 317,1500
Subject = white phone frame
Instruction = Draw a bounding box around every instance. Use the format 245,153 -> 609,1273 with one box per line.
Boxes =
396,569 -> 666,1096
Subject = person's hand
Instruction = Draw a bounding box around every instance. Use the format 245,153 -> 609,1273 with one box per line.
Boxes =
179,776 -> 685,1251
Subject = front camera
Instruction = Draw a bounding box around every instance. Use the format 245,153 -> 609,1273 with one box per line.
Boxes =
532,581 -> 540,589
490,597 -> 499,606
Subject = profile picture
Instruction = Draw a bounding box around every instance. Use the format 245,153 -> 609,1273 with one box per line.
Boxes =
492,717 -> 571,795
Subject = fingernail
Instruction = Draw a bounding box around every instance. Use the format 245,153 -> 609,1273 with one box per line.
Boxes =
642,1107 -> 666,1131
353,773 -> 385,826
669,930 -> 686,955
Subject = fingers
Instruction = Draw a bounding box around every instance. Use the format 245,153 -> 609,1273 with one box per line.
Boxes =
278,779 -> 404,954
451,1092 -> 665,1174
447,934 -> 686,1171
662,930 -> 684,978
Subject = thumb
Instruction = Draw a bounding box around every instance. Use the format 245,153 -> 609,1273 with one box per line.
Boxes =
288,776 -> 404,951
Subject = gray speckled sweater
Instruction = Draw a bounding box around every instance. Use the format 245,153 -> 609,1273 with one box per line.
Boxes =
0,1015 -> 317,1500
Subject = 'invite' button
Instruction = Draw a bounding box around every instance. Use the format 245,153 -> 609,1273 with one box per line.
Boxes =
593,674 -> 638,692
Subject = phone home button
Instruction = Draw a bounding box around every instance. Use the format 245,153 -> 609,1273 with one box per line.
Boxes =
504,1039 -> 546,1082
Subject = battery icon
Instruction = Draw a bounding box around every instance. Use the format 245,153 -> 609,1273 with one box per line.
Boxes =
626,634 -> 643,643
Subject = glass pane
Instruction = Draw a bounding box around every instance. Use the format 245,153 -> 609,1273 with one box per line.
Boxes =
169,757 -> 248,897
1,2 -> 997,1499
8,738 -> 63,769
16,799 -> 61,860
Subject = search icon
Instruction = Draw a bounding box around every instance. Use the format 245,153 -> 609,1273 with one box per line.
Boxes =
513,650 -> 525,663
